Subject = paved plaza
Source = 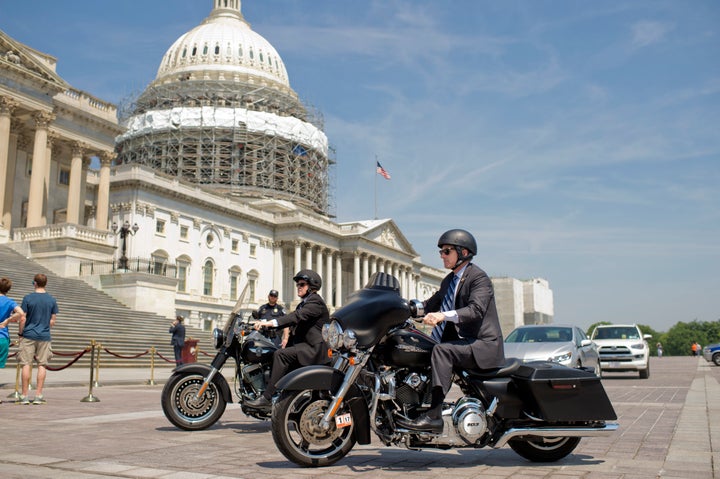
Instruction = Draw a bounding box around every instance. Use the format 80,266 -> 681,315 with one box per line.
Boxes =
1,355 -> 718,479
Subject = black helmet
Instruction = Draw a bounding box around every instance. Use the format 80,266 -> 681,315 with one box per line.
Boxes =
268,289 -> 279,297
438,229 -> 477,265
293,269 -> 322,291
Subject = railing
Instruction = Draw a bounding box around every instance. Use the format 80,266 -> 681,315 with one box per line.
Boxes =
79,257 -> 178,277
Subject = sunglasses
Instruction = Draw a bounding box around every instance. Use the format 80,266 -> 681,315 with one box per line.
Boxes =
439,248 -> 454,256
296,281 -> 308,287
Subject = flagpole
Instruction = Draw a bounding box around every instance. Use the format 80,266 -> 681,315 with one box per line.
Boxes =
374,154 -> 378,219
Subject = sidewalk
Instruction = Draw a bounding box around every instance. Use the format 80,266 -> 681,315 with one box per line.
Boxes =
0,356 -> 717,478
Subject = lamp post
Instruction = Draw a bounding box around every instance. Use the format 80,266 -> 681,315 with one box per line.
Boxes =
112,220 -> 139,270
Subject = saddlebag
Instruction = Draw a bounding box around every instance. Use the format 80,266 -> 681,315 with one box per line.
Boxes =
512,361 -> 617,421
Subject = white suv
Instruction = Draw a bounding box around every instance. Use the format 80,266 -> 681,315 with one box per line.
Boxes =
590,324 -> 651,379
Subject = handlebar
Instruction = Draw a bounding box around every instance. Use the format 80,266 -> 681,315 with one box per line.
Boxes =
407,299 -> 425,321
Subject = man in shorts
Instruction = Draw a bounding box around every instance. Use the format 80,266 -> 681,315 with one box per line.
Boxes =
17,273 -> 58,405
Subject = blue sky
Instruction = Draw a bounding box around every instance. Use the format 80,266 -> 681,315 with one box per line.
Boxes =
3,1 -> 718,332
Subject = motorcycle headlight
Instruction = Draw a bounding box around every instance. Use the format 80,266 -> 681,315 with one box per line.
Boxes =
212,328 -> 224,349
323,321 -> 343,349
342,329 -> 358,349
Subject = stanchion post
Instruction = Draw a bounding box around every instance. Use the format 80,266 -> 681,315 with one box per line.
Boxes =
146,346 -> 156,385
81,340 -> 100,402
93,342 -> 102,388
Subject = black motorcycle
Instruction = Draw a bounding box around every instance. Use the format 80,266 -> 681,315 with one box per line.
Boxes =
161,286 -> 277,430
270,272 -> 618,466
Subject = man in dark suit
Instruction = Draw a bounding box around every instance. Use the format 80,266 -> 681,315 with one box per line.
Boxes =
169,315 -> 186,366
397,229 -> 505,433
245,269 -> 329,412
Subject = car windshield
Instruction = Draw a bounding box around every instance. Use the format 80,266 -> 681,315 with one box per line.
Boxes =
592,326 -> 640,340
505,327 -> 573,343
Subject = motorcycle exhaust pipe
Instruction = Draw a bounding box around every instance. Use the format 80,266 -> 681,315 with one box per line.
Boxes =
493,423 -> 619,449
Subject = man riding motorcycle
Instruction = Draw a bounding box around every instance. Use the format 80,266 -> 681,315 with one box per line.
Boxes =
245,269 -> 330,412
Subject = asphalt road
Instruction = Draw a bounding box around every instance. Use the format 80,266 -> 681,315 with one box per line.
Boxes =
1,355 -> 718,478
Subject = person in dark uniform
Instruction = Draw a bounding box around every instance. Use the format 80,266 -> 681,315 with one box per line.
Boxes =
396,229 -> 505,433
169,315 -> 186,366
256,289 -> 288,348
245,270 -> 329,412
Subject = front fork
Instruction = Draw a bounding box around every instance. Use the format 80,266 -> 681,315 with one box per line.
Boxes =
319,351 -> 370,429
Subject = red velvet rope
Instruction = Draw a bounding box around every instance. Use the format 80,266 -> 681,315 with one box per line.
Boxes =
102,347 -> 150,359
155,351 -> 177,363
198,349 -> 213,357
45,349 -> 89,371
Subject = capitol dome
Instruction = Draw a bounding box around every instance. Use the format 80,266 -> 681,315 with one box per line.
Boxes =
156,0 -> 291,92
115,0 -> 332,215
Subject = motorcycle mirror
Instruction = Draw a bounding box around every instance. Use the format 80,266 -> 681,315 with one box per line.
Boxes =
251,310 -> 259,319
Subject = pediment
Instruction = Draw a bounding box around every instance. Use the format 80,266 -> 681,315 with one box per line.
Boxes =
0,29 -> 68,91
341,218 -> 418,257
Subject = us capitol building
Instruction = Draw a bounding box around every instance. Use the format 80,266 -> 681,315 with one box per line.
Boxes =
0,0 -> 552,333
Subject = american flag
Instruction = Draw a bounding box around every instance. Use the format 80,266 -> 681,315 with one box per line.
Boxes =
376,161 -> 391,180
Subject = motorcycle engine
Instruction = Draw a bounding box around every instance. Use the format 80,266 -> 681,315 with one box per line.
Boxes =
396,371 -> 431,407
451,397 -> 488,444
241,363 -> 266,395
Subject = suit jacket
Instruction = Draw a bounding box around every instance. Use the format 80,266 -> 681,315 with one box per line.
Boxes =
275,292 -> 330,365
169,323 -> 185,347
424,263 -> 505,368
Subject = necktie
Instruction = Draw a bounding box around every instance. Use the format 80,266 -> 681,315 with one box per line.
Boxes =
432,274 -> 458,342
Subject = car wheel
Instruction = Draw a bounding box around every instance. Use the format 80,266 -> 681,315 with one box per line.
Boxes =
713,353 -> 720,367
639,361 -> 650,379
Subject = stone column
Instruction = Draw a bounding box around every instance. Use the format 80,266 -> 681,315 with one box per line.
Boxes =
324,250 -> 333,307
273,241 -> 283,298
2,131 -> 20,228
66,142 -> 86,224
315,246 -> 323,298
0,97 -> 17,227
362,254 -> 369,286
335,254 -> 342,308
353,251 -> 361,292
43,134 -> 56,224
26,111 -> 54,227
95,152 -> 113,230
294,240 -> 302,274
371,257 -> 377,276
305,242 -> 313,270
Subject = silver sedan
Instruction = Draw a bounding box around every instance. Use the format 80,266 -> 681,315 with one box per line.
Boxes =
504,324 -> 602,377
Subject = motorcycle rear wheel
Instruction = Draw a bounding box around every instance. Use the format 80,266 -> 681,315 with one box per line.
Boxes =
271,388 -> 356,467
161,373 -> 226,431
508,436 -> 581,462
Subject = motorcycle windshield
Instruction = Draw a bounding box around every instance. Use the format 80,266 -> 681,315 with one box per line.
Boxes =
332,272 -> 410,348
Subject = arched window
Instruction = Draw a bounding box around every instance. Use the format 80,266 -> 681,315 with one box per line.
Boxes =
203,260 -> 214,296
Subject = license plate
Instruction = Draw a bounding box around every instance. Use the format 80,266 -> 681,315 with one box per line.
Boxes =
610,362 -> 623,368
335,413 -> 352,428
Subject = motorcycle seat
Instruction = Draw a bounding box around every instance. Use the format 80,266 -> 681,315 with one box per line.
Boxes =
460,357 -> 522,379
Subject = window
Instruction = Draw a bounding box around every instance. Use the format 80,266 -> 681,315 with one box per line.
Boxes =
249,278 -> 256,301
230,275 -> 238,300
231,239 -> 239,252
203,260 -> 214,296
180,225 -> 189,239
177,263 -> 187,292
249,243 -> 257,257
156,219 -> 166,234
58,168 -> 70,186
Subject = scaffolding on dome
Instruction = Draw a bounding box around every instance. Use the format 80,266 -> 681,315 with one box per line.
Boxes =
115,80 -> 335,216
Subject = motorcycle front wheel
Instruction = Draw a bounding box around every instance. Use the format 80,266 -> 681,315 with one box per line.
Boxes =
161,372 -> 226,431
508,436 -> 581,462
271,388 -> 356,467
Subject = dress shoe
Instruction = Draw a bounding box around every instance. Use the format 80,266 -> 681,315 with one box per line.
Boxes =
245,396 -> 272,411
395,413 -> 443,433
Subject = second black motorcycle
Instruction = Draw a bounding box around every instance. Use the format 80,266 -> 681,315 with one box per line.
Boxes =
161,285 -> 277,430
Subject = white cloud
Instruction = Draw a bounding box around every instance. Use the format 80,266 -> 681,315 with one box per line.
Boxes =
631,20 -> 675,47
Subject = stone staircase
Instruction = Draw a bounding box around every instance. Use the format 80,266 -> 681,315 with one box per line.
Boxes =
0,245 -> 215,369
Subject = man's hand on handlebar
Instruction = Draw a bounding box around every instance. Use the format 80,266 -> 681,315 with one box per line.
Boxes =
253,320 -> 273,330
422,312 -> 445,327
